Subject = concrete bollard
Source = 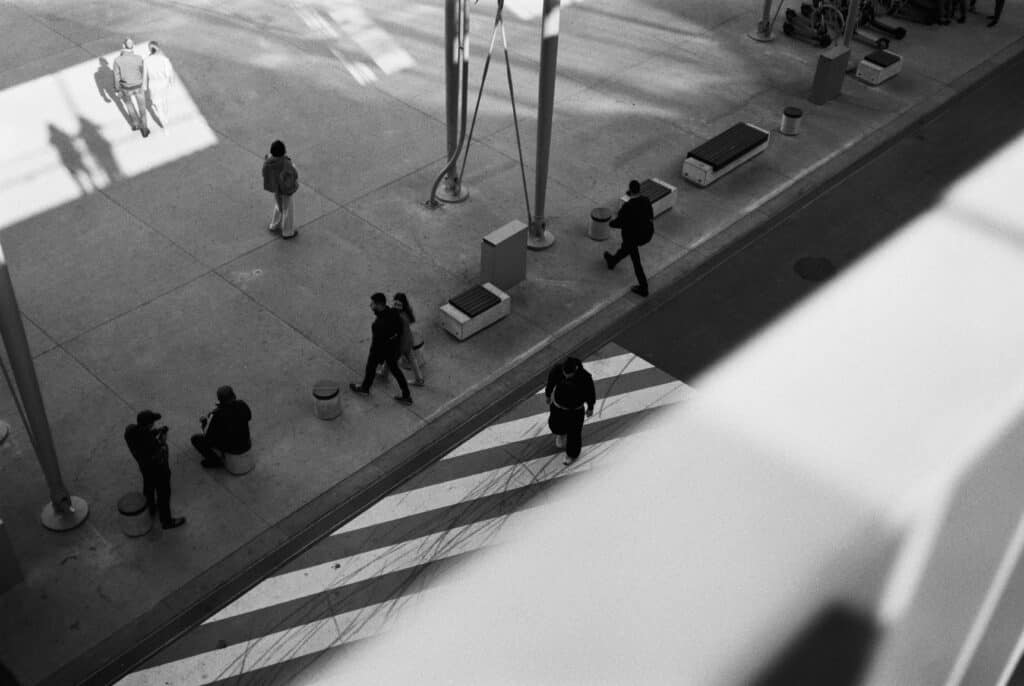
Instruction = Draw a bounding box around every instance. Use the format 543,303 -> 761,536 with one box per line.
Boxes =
224,451 -> 254,475
588,207 -> 612,241
117,492 -> 153,537
313,380 -> 342,420
780,106 -> 803,136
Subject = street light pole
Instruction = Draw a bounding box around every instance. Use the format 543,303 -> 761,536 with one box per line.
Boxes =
749,0 -> 776,41
0,238 -> 87,531
437,0 -> 470,203
527,0 -> 559,250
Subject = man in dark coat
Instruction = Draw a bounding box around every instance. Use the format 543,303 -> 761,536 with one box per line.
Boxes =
545,357 -> 596,466
124,410 -> 185,529
190,386 -> 252,468
603,179 -> 653,297
350,292 -> 413,405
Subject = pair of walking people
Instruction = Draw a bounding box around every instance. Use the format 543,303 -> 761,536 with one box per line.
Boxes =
112,38 -> 175,136
351,293 -> 418,405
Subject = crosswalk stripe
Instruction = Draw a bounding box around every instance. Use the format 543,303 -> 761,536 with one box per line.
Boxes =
204,517 -> 508,624
442,379 -> 689,461
533,352 -> 655,387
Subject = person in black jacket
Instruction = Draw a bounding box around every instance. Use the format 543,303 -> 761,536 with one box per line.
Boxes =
190,386 -> 252,468
351,292 -> 413,405
603,179 -> 653,297
124,410 -> 185,529
545,357 -> 596,466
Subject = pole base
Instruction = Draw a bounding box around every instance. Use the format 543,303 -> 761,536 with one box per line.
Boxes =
41,495 -> 89,531
435,184 -> 470,204
527,227 -> 556,251
748,28 -> 775,42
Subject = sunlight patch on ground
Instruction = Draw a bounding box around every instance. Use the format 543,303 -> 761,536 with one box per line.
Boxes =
0,47 -> 218,231
494,0 -> 585,21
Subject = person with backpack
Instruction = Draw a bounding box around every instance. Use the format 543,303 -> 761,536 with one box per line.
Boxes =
545,357 -> 596,466
262,139 -> 299,239
124,410 -> 186,530
603,179 -> 654,297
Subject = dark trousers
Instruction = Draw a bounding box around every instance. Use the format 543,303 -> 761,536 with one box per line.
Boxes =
142,468 -> 173,526
360,347 -> 411,398
609,242 -> 648,293
548,406 -> 586,459
191,433 -> 225,464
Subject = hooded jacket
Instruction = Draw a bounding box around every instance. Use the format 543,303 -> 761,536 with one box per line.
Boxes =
262,154 -> 289,194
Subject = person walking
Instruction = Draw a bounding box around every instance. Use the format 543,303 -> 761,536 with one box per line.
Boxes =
545,357 -> 596,466
124,410 -> 185,529
351,292 -> 414,405
262,140 -> 299,239
113,38 -> 149,137
190,385 -> 252,468
379,293 -> 425,387
143,41 -> 175,132
603,179 -> 654,298
970,0 -> 1005,25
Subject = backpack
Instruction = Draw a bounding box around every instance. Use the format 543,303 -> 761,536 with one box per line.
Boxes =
279,159 -> 299,196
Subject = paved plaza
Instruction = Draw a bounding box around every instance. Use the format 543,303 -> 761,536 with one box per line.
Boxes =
0,0 -> 1021,683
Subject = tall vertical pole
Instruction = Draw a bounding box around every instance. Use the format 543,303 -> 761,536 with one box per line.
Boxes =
748,0 -> 776,41
527,0 -> 558,250
438,0 -> 469,203
842,0 -> 861,48
0,239 -> 87,531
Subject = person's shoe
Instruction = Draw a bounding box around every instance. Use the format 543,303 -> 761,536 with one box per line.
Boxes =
130,123 -> 139,131
937,18 -> 950,24
394,395 -> 413,406
349,383 -> 370,396
554,434 -> 566,449
141,128 -> 151,137
162,516 -> 186,530
987,15 -> 998,26
957,14 -> 966,22
631,285 -> 649,297
281,231 -> 298,240
412,379 -> 425,387
268,223 -> 281,233
201,459 -> 224,468
603,252 -> 616,270
562,456 -> 576,466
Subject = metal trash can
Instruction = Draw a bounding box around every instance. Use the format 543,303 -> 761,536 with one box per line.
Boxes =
780,106 -> 803,136
588,207 -> 613,241
313,379 -> 342,420
224,450 -> 255,475
117,492 -> 152,537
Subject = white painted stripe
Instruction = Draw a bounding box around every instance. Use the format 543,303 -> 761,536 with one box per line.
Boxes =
336,421 -> 674,536
205,517 -> 509,624
444,380 -> 689,460
530,352 -> 656,390
117,599 -> 399,686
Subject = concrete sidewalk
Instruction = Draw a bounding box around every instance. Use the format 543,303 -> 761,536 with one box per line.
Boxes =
0,0 -> 1020,684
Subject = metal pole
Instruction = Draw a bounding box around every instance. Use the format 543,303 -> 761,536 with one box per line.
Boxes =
842,0 -> 861,48
748,0 -> 776,41
527,0 -> 558,250
0,239 -> 87,531
438,0 -> 469,203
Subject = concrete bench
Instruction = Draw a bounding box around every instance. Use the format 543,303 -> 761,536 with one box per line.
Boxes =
856,49 -> 902,86
619,178 -> 677,217
440,282 -> 511,341
682,122 -> 771,187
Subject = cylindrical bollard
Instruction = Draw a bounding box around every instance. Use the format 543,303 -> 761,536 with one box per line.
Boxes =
780,106 -> 803,136
313,379 -> 342,420
118,492 -> 152,537
588,207 -> 612,241
224,451 -> 255,475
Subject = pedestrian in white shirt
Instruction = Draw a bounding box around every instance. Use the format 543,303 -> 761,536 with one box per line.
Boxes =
144,41 -> 176,133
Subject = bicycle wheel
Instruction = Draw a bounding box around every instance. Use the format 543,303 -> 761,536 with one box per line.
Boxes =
817,3 -> 846,41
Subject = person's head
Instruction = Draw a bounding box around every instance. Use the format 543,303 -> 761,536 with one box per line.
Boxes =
269,140 -> 286,157
392,293 -> 415,323
561,357 -> 582,379
148,40 -> 160,55
627,179 -> 641,196
216,385 -> 236,404
122,37 -> 134,51
136,409 -> 161,427
370,292 -> 388,313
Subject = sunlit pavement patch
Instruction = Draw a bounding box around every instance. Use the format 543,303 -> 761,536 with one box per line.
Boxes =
0,48 -> 218,231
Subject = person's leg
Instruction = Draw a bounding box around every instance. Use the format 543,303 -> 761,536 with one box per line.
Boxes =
191,433 -> 224,467
605,242 -> 630,269
405,351 -> 425,385
142,471 -> 156,514
628,246 -> 648,295
131,90 -> 148,132
280,194 -> 295,237
121,91 -> 140,129
156,474 -> 173,526
990,0 -> 1004,23
270,194 -> 283,231
548,406 -> 566,449
359,350 -> 382,392
564,410 -> 585,463
386,353 -> 412,401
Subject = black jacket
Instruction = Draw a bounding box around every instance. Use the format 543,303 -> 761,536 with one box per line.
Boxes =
545,365 -> 596,412
124,423 -> 168,474
609,194 -> 654,245
205,399 -> 252,454
371,306 -> 403,353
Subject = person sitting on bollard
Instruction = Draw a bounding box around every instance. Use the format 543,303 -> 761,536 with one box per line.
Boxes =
124,410 -> 185,529
545,357 -> 596,466
190,386 -> 252,469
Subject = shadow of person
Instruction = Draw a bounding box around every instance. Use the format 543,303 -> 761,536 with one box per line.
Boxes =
48,123 -> 93,194
77,116 -> 122,184
95,57 -> 131,126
